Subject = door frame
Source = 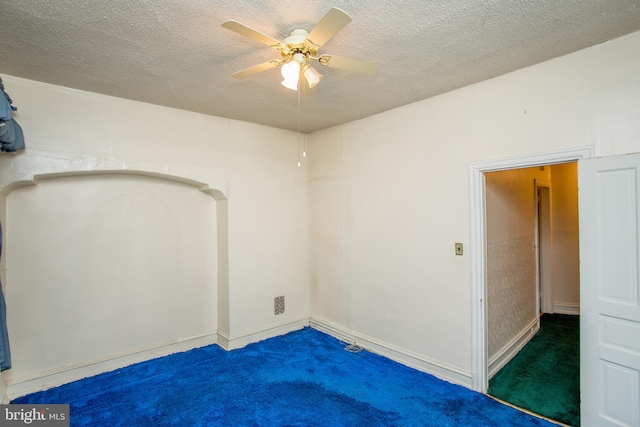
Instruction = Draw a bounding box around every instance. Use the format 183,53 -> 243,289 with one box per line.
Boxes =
535,182 -> 553,315
468,146 -> 593,392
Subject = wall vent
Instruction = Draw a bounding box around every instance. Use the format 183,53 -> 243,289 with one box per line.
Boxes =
274,296 -> 285,315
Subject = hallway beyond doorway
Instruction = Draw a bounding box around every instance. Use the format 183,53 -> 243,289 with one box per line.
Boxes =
488,314 -> 580,426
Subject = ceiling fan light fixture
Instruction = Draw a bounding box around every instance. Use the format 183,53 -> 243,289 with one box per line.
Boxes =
281,60 -> 300,90
304,66 -> 323,88
281,76 -> 299,91
223,8 -> 379,91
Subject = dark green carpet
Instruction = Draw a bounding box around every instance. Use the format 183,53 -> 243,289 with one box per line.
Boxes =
488,314 -> 580,426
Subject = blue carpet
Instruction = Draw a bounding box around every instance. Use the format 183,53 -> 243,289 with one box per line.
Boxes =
13,327 -> 555,426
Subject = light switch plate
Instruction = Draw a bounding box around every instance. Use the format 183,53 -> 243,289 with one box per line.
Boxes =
455,243 -> 463,255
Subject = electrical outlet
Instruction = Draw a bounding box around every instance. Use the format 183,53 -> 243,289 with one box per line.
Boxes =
455,243 -> 463,256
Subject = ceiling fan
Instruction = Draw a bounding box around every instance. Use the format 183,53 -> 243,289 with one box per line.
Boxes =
222,8 -> 379,91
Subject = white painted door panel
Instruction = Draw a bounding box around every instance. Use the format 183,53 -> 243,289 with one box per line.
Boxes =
580,153 -> 640,427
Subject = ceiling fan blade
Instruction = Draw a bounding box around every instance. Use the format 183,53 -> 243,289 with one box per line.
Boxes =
320,55 -> 379,75
307,8 -> 352,47
222,20 -> 281,48
231,61 -> 279,79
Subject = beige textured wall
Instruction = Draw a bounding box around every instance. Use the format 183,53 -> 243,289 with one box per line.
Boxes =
550,162 -> 580,311
485,167 -> 549,359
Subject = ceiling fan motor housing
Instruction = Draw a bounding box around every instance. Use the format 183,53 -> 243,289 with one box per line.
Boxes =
281,29 -> 319,64
284,29 -> 308,46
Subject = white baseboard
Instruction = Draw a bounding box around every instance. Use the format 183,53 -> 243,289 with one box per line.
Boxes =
217,317 -> 309,351
7,315 -> 479,402
6,318 -> 310,402
310,316 -> 472,388
309,316 -> 356,344
553,302 -> 580,315
6,333 -> 218,403
488,317 -> 539,379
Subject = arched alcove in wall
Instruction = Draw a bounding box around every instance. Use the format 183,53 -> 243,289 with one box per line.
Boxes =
0,170 -> 229,394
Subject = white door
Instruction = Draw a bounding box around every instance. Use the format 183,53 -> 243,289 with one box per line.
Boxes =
580,153 -> 640,427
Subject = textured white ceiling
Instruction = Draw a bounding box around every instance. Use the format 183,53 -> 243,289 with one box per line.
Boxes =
1,0 -> 639,133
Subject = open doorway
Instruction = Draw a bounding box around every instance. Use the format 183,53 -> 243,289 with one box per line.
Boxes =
482,162 -> 580,425
469,147 -> 591,394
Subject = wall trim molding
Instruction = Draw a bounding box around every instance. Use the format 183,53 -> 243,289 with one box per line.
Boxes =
309,317 -> 356,344
8,316 -> 310,402
5,333 -> 218,403
1,169 -> 228,200
7,315 -> 479,403
217,317 -> 310,351
310,316 -> 472,388
554,302 -> 580,315
488,317 -> 539,379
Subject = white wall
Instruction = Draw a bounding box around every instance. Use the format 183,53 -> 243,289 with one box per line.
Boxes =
308,31 -> 640,386
6,174 -> 217,377
0,76 -> 310,397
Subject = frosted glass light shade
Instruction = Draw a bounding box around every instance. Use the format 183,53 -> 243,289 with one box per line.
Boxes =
304,66 -> 323,88
281,61 -> 300,90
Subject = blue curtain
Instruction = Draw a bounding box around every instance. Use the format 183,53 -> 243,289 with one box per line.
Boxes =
0,221 -> 11,371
